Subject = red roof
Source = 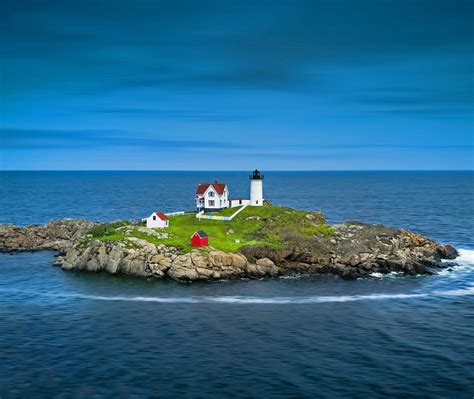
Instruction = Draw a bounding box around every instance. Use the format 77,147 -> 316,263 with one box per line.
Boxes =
154,211 -> 169,221
191,230 -> 208,238
195,182 -> 226,195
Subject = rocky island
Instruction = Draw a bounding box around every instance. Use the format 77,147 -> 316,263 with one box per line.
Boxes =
0,206 -> 458,282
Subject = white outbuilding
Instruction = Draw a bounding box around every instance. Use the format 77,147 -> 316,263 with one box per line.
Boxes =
143,211 -> 169,229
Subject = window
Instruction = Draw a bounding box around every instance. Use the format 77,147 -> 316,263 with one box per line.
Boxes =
153,216 -> 156,220
208,200 -> 215,206
256,201 -> 258,204
208,191 -> 214,197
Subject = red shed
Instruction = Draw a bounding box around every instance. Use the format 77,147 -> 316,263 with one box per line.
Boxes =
191,230 -> 208,247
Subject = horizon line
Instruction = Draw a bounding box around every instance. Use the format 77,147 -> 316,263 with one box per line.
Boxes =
1,169 -> 473,173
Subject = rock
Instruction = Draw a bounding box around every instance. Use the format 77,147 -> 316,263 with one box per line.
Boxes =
230,253 -> 247,268
150,254 -> 165,263
164,250 -> 250,282
196,267 -> 214,278
209,251 -> 234,267
242,221 -> 458,279
190,251 -> 209,268
185,269 -> 199,281
0,219 -> 96,252
246,216 -> 261,221
174,254 -> 192,268
52,255 -> 64,266
168,266 -> 187,280
437,244 -> 458,260
105,245 -> 124,274
305,211 -> 326,224
270,266 -> 280,276
158,258 -> 172,267
256,258 -> 275,267
240,246 -> 277,262
0,218 -> 459,281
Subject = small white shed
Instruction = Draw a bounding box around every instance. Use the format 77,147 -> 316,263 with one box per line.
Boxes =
143,211 -> 169,229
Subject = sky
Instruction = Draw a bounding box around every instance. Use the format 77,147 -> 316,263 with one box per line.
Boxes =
1,0 -> 473,170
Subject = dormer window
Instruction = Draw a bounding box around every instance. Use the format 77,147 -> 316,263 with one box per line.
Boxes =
208,191 -> 214,197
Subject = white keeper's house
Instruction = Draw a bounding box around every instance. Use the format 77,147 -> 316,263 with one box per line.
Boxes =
196,169 -> 264,212
195,181 -> 229,212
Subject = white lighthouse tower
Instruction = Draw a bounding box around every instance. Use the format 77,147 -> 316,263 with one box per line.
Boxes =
249,169 -> 264,206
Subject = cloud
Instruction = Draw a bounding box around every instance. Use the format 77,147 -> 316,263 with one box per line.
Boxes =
6,128 -> 468,155
357,85 -> 474,106
3,0 -> 472,94
353,86 -> 474,117
0,128 -> 242,150
93,107 -> 247,122
1,1 -> 472,170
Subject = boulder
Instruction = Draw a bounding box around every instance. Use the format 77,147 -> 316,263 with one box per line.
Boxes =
437,244 -> 458,259
190,251 -> 210,268
168,266 -> 188,281
209,251 -> 234,267
256,258 -> 275,268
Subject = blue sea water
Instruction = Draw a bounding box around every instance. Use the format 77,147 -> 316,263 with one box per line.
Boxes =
0,171 -> 473,398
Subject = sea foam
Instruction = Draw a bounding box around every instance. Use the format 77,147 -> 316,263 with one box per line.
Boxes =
1,285 -> 473,305
438,248 -> 474,277
455,248 -> 474,264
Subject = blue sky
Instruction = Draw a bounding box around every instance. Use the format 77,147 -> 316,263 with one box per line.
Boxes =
1,0 -> 473,170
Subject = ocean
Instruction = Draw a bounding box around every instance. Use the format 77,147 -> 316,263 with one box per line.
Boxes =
0,171 -> 473,398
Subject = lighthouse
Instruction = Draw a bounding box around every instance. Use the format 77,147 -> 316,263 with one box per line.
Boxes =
249,169 -> 264,206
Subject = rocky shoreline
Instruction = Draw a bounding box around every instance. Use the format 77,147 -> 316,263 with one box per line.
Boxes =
0,217 -> 459,282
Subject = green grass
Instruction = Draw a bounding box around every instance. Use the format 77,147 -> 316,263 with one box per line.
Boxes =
86,205 -> 334,253
161,213 -> 262,252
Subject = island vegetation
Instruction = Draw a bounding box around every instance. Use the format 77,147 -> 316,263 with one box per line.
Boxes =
0,204 -> 458,282
87,205 -> 334,252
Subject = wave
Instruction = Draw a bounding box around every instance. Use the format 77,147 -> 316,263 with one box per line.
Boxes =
433,286 -> 474,297
209,292 -> 429,304
0,289 -> 200,303
369,271 -> 404,279
455,248 -> 474,264
371,248 -> 474,279
437,248 -> 474,277
1,285 -> 473,304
